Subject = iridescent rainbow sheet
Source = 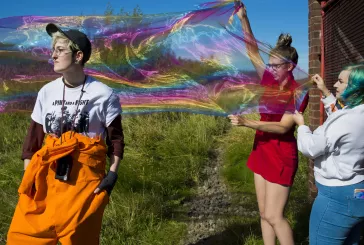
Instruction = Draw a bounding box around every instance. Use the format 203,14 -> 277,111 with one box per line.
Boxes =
0,0 -> 310,116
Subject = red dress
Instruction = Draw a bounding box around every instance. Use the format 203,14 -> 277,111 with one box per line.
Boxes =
246,71 -> 309,186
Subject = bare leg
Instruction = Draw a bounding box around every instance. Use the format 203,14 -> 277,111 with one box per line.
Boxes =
264,180 -> 294,245
254,173 -> 276,245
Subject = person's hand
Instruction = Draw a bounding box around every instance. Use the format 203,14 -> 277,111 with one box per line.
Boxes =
234,0 -> 247,21
228,114 -> 247,126
94,171 -> 118,196
292,111 -> 305,126
312,74 -> 330,97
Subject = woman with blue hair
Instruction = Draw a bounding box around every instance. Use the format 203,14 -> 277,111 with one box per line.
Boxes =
293,64 -> 364,245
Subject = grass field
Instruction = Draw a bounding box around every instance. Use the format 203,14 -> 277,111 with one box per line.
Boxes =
0,112 -> 313,244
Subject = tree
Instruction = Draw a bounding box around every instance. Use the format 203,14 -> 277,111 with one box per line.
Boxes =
104,2 -> 114,25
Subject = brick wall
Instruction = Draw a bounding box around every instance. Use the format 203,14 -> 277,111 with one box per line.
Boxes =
308,0 -> 322,200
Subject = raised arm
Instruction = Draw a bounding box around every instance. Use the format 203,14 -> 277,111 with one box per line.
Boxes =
312,74 -> 341,115
235,0 -> 265,80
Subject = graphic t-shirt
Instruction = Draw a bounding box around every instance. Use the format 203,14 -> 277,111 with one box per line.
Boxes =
31,76 -> 122,138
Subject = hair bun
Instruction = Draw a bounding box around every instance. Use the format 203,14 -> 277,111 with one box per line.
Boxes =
276,33 -> 292,48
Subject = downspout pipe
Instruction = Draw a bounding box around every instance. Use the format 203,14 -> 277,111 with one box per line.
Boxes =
319,0 -> 327,125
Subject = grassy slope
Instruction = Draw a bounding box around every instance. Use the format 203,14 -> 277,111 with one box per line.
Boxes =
0,112 -> 229,245
0,111 -> 314,245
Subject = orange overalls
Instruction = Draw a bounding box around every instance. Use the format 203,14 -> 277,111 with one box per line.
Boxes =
7,132 -> 109,245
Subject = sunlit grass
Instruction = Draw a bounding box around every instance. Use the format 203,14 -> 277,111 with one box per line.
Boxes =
0,112 -> 229,244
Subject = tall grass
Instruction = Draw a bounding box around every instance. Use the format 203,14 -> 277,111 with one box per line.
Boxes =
0,110 -> 318,245
0,113 -> 30,244
0,112 -> 229,244
100,113 -> 229,244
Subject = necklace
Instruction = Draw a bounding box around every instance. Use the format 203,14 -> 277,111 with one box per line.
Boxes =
63,76 -> 84,88
60,75 -> 87,143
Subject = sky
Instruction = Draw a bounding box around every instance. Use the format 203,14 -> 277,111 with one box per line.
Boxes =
0,0 -> 308,72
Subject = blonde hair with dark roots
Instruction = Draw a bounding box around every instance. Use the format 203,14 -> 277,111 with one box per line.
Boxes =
51,31 -> 80,52
270,33 -> 298,66
51,31 -> 89,65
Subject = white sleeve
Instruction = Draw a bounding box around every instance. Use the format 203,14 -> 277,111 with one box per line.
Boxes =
30,89 -> 44,125
104,92 -> 122,127
321,93 -> 337,116
297,125 -> 328,159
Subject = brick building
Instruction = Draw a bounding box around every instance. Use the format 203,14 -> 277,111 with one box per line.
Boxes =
308,0 -> 364,199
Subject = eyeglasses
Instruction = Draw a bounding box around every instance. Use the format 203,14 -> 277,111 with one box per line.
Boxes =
52,47 -> 73,56
266,62 -> 288,70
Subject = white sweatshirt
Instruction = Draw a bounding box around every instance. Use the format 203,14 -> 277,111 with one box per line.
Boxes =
321,93 -> 343,115
297,97 -> 364,186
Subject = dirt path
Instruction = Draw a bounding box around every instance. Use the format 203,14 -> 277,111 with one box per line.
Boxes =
182,149 -> 259,245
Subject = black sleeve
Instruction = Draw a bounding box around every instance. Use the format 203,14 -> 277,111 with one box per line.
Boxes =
105,115 -> 125,159
21,120 -> 45,160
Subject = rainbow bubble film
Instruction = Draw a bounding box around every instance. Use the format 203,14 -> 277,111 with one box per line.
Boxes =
0,0 -> 310,116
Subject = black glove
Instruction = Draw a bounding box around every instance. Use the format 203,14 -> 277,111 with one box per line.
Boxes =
96,171 -> 118,195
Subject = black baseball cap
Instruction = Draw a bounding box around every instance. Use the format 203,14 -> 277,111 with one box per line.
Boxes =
46,23 -> 92,64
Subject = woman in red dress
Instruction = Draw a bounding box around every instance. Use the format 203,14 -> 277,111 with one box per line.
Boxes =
228,2 -> 309,245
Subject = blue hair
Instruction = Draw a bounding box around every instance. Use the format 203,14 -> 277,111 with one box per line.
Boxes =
340,63 -> 364,108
